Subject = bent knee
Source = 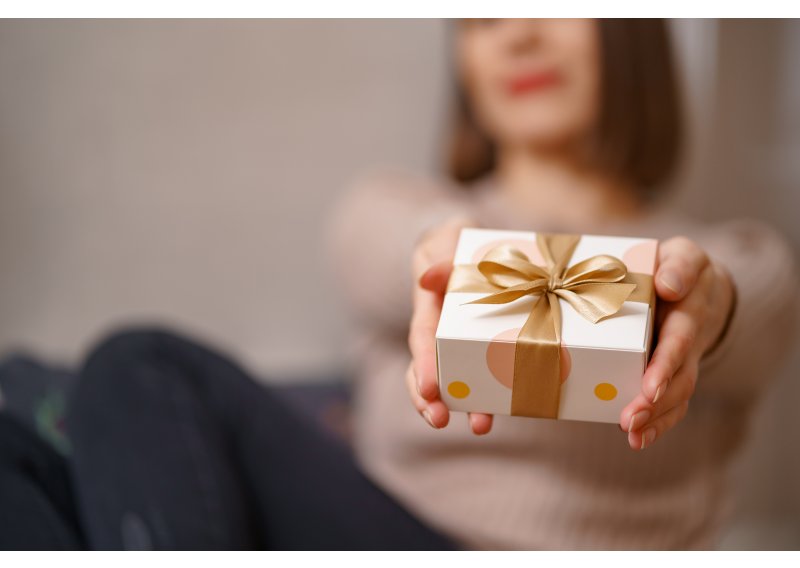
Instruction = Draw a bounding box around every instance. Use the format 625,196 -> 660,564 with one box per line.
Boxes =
85,326 -> 185,364
71,326 -> 195,408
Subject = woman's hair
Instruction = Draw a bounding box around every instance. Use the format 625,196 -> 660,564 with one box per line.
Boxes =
446,19 -> 684,195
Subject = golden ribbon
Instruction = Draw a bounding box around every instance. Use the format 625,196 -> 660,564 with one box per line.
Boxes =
447,233 -> 653,418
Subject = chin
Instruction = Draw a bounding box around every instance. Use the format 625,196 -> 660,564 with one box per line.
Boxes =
499,120 -> 585,150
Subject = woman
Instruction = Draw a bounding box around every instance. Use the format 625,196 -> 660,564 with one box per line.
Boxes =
1,19 -> 795,551
327,19 -> 799,549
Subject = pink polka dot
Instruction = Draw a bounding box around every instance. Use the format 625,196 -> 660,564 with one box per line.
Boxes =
471,239 -> 545,266
622,240 -> 658,275
486,328 -> 518,389
486,327 -> 572,389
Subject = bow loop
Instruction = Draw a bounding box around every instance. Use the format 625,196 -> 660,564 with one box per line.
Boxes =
554,282 -> 637,323
475,244 -> 550,288
465,245 -> 551,303
562,255 -> 629,288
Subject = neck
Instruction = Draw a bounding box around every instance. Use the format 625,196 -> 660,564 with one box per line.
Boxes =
495,144 -> 645,231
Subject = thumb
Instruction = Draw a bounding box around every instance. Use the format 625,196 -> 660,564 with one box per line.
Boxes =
419,261 -> 453,294
655,237 -> 710,302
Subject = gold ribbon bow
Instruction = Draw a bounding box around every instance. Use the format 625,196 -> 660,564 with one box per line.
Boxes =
447,233 -> 652,418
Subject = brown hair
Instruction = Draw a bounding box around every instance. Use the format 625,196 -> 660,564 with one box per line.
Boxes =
446,19 -> 684,195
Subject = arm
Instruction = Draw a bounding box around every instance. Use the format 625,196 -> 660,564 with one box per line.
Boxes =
325,168 -> 474,333
693,219 -> 799,400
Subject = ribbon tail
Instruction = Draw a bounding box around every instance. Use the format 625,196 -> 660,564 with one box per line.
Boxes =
464,280 -> 547,305
510,292 -> 562,419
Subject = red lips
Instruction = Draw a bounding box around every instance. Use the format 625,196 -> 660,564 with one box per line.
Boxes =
506,69 -> 561,96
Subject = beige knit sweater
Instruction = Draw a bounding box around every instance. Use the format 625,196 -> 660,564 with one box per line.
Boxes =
326,168 -> 800,550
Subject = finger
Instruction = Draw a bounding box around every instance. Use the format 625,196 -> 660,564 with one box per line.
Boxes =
421,399 -> 450,430
641,363 -> 696,425
405,365 -> 450,429
620,361 -> 697,433
641,306 -> 698,403
409,293 -> 444,401
468,412 -> 493,435
419,261 -> 453,294
410,256 -> 451,401
409,260 -> 449,402
626,401 -> 689,451
656,237 -> 710,302
405,365 -> 428,412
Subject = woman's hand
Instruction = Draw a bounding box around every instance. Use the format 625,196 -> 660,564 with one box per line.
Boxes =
620,236 -> 736,450
406,216 -> 494,435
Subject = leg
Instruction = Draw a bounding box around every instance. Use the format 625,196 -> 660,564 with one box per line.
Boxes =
0,414 -> 84,550
66,329 -> 257,550
67,327 -> 455,550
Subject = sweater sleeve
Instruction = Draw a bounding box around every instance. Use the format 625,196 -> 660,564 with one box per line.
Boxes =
324,167 -> 474,334
694,218 -> 800,402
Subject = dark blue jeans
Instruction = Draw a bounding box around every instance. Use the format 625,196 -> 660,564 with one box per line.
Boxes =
0,328 -> 456,550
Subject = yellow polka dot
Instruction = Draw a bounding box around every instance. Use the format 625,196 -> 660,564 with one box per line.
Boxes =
594,382 -> 618,401
447,381 -> 471,399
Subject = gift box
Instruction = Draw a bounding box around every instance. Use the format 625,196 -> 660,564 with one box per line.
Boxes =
435,228 -> 658,423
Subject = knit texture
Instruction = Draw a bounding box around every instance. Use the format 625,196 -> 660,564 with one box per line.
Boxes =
326,168 -> 800,550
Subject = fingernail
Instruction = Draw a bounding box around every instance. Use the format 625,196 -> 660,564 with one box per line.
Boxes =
628,410 -> 651,433
652,383 -> 664,404
659,271 -> 683,295
422,409 -> 438,429
641,427 -> 656,450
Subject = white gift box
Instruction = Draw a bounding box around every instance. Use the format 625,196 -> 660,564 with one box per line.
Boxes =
435,228 -> 659,424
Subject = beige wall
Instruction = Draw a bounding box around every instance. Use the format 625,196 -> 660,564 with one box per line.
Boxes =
0,19 -> 449,376
1,20 -> 798,547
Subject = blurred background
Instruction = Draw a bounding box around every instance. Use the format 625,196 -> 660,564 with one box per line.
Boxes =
0,19 -> 798,548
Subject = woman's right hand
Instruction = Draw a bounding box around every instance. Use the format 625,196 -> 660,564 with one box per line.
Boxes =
406,216 -> 494,435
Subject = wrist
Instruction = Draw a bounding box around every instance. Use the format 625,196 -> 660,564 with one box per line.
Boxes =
702,262 -> 738,360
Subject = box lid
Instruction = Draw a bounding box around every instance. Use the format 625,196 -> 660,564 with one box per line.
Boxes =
436,228 -> 658,352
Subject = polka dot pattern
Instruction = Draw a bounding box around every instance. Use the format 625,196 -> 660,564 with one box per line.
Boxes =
447,381 -> 471,399
593,382 -> 618,401
622,240 -> 658,275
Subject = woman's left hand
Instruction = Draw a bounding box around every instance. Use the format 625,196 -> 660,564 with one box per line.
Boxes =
620,236 -> 735,451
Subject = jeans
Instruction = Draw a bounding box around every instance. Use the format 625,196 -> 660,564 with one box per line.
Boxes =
0,328 -> 456,550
